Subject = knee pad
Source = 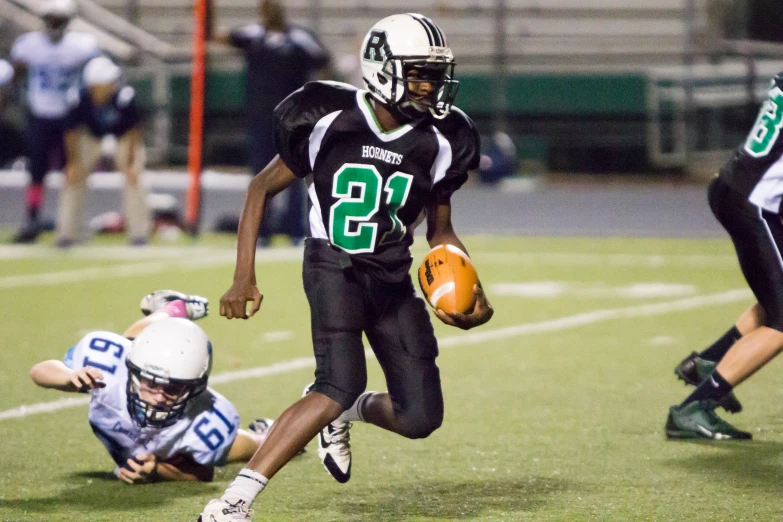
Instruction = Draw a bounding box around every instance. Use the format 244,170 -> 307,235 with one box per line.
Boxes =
395,405 -> 444,440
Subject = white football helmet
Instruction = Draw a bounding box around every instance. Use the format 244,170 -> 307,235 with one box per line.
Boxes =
40,0 -> 77,19
40,0 -> 77,41
83,56 -> 122,87
361,13 -> 458,119
125,318 -> 212,428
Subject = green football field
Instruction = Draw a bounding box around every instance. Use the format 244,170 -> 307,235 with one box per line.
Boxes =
1,234 -> 781,521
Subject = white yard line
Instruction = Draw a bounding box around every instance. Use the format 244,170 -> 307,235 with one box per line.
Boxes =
474,252 -> 737,267
0,248 -> 303,289
0,288 -> 752,422
0,246 -> 738,290
0,245 -> 238,261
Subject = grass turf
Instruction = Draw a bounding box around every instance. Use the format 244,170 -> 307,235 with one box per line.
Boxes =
0,234 -> 779,521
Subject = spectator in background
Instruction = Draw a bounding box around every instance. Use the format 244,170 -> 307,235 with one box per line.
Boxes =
9,0 -> 101,243
55,56 -> 151,248
213,0 -> 331,246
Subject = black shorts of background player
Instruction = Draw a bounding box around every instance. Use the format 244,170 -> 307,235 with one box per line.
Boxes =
666,71 -> 783,441
199,13 -> 494,521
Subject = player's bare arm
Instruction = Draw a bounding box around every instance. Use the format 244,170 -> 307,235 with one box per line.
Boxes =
425,200 -> 494,330
118,453 -> 212,484
30,360 -> 105,392
221,155 -> 297,320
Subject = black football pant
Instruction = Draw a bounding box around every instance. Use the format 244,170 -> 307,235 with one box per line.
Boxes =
710,176 -> 783,331
27,114 -> 66,185
303,238 -> 444,439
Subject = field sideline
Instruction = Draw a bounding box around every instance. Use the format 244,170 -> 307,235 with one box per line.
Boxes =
1,235 -> 782,521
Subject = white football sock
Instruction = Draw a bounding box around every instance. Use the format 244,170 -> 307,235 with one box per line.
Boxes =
221,469 -> 268,505
338,391 -> 376,423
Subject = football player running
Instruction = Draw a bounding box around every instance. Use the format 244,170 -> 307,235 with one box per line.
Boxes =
30,290 -> 277,484
201,13 -> 493,521
665,71 -> 783,440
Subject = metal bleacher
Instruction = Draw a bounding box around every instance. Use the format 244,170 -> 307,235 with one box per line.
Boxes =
89,0 -> 700,73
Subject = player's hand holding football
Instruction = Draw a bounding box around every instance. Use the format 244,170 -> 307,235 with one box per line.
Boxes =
118,453 -> 158,484
434,284 -> 493,330
220,279 -> 264,320
69,367 -> 106,392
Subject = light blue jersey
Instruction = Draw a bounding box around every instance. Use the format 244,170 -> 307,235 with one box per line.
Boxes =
64,331 -> 239,470
11,31 -> 100,118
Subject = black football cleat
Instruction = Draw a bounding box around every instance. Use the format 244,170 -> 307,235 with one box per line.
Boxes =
674,351 -> 743,413
12,222 -> 41,244
666,400 -> 752,440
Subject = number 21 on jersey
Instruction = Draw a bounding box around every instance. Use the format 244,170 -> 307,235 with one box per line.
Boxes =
745,87 -> 783,158
329,163 -> 413,254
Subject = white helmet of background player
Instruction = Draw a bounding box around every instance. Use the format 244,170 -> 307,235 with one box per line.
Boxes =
83,56 -> 122,87
39,0 -> 77,41
361,13 -> 458,119
125,318 -> 212,428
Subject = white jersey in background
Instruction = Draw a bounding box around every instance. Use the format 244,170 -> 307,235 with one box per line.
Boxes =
11,31 -> 100,118
0,59 -> 13,87
63,330 -> 239,470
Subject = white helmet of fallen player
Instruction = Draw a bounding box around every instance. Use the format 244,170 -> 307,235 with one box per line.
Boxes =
361,13 -> 458,119
125,318 -> 212,428
40,0 -> 77,41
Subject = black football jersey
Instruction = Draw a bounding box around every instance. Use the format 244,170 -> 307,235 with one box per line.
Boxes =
720,73 -> 783,213
274,81 -> 480,282
64,85 -> 140,138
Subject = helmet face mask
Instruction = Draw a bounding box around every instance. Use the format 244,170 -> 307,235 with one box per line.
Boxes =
124,318 -> 212,429
43,15 -> 69,41
398,61 -> 458,117
361,14 -> 459,119
126,360 -> 207,428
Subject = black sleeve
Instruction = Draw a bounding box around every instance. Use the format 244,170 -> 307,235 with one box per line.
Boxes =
291,26 -> 331,70
229,24 -> 262,50
273,81 -> 356,177
431,108 -> 481,203
116,86 -> 141,136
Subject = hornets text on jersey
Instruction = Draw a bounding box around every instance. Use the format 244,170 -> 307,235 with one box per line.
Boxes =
63,331 -> 239,479
10,31 -> 100,119
274,81 -> 480,282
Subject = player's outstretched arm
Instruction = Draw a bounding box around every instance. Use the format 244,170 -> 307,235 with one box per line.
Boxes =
425,201 -> 494,330
221,155 -> 297,320
29,360 -> 105,392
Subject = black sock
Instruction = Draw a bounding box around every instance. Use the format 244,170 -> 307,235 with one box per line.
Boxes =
680,370 -> 733,407
26,204 -> 39,224
698,326 -> 741,362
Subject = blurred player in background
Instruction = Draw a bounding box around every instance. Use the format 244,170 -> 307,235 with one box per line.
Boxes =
55,56 -> 151,248
0,59 -> 26,168
0,59 -> 13,99
212,0 -> 330,246
666,72 -> 783,441
200,13 -> 493,521
30,290 -> 280,484
9,0 -> 101,243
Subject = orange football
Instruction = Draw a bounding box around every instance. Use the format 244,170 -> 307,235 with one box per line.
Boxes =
418,244 -> 479,314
